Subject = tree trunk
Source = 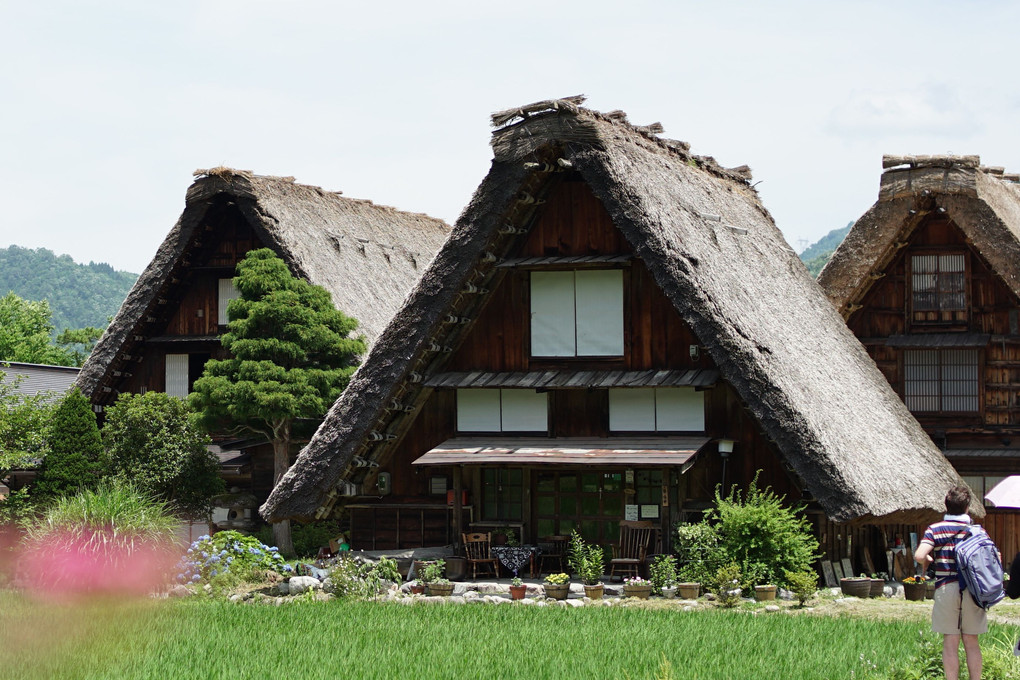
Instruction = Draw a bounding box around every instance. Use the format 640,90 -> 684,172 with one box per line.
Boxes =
271,427 -> 296,557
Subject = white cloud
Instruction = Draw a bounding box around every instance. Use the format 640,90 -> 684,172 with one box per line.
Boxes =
827,85 -> 978,138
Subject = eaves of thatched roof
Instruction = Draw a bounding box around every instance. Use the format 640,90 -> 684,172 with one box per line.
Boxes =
819,155 -> 1020,315
76,168 -> 450,399
262,98 -> 972,525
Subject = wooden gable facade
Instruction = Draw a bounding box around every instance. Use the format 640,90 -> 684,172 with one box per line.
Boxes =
76,168 -> 450,524
819,155 -> 1020,562
354,177 -> 797,551
264,100 -> 970,574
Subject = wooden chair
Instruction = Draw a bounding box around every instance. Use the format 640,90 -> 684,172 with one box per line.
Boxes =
609,521 -> 654,580
538,535 -> 570,574
462,532 -> 499,579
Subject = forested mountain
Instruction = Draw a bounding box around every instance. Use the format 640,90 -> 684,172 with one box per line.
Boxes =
799,222 -> 852,278
0,246 -> 137,333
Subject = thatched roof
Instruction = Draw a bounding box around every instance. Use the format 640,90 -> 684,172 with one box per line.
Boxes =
76,168 -> 450,399
262,98 -> 971,525
819,155 -> 1020,315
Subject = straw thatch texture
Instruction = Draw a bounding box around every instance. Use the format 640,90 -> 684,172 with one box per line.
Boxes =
819,158 -> 1020,315
76,169 -> 450,399
262,102 -> 968,524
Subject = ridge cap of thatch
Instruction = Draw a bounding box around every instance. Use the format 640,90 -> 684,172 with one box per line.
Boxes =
489,96 -> 753,186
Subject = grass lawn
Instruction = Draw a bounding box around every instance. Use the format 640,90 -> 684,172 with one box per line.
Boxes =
5,594 -> 1019,679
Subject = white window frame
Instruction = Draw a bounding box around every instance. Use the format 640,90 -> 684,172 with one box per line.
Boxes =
609,387 -> 705,432
456,389 -> 548,433
530,270 -> 624,357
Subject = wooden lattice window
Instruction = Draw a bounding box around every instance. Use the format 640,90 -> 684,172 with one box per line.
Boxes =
911,254 -> 967,324
904,349 -> 979,412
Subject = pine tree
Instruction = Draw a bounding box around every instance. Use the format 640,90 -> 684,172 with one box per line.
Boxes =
190,249 -> 366,555
33,388 -> 106,499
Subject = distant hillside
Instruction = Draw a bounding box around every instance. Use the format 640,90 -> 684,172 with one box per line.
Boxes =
800,223 -> 853,278
0,246 -> 137,332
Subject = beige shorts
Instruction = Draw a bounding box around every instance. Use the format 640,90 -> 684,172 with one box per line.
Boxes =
931,581 -> 988,635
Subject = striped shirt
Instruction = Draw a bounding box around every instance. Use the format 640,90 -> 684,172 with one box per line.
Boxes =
920,519 -> 968,588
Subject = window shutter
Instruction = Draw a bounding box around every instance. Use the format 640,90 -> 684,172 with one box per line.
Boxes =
218,278 -> 240,325
655,388 -> 705,431
456,389 -> 502,432
500,390 -> 548,432
530,271 -> 576,356
165,353 -> 190,397
609,388 -> 656,431
575,269 -> 624,356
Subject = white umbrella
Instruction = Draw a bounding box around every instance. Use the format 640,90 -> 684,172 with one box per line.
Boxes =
984,476 -> 1020,509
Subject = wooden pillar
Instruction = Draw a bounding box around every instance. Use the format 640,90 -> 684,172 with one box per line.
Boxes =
453,465 -> 463,547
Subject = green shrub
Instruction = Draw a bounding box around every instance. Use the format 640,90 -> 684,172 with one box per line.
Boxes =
704,473 -> 818,589
568,531 -> 605,585
710,563 -> 743,608
325,556 -> 400,598
649,554 -> 678,590
177,530 -> 291,588
673,522 -> 724,584
783,568 -> 818,606
256,519 -> 343,558
0,487 -> 37,527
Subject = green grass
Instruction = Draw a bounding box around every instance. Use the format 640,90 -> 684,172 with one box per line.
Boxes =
8,596 -> 1018,680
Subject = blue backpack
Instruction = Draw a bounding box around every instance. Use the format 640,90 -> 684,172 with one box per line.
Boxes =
955,525 -> 1005,610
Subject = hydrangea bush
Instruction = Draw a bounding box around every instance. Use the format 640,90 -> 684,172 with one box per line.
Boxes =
177,531 -> 291,586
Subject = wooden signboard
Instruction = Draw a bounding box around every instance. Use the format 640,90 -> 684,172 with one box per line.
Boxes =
841,558 -> 855,579
832,561 -> 845,581
821,560 -> 837,587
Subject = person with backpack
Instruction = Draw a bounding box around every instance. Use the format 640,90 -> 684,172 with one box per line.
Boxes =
914,485 -> 987,680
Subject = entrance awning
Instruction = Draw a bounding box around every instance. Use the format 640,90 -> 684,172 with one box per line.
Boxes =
412,437 -> 710,467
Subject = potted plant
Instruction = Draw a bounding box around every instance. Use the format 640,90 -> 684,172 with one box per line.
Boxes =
421,560 -> 454,597
568,531 -> 605,599
839,575 -> 871,598
902,575 -> 927,601
649,554 -> 678,598
409,578 -> 425,595
623,576 -> 654,599
868,573 -> 885,598
509,577 -> 527,600
543,572 -> 570,600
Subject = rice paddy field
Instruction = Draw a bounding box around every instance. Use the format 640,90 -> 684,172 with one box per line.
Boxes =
4,594 -> 1019,680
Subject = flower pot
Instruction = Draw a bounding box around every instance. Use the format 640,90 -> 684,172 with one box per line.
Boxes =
839,577 -> 871,598
509,584 -> 527,600
661,586 -> 677,599
902,581 -> 926,601
583,583 -> 604,600
623,585 -> 653,600
445,556 -> 467,581
677,583 -> 701,600
925,582 -> 936,600
544,583 -> 570,600
426,582 -> 454,597
754,585 -> 777,601
409,583 -> 425,595
869,578 -> 885,598
492,533 -> 508,546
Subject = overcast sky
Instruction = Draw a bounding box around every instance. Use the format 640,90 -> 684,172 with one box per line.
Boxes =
2,1 -> 1017,274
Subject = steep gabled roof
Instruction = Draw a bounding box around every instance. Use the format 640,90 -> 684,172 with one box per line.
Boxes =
819,155 -> 1020,315
76,168 -> 450,399
262,98 -> 972,525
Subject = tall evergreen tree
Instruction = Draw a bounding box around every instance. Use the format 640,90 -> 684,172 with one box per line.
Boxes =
190,249 -> 366,555
33,388 -> 106,499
